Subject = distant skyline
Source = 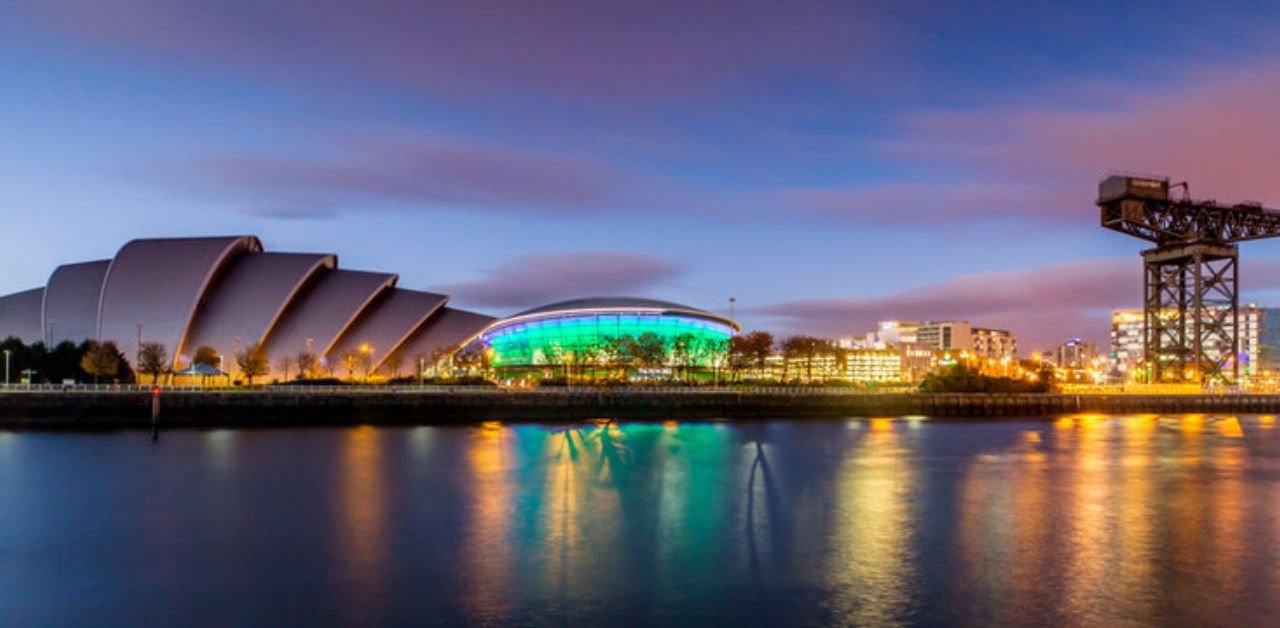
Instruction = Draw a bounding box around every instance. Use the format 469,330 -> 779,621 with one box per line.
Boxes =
4,1 -> 1280,350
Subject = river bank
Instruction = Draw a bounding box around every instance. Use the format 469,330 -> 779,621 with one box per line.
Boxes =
2,388 -> 1279,427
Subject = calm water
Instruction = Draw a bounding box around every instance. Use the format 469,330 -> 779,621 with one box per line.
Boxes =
2,415 -> 1280,626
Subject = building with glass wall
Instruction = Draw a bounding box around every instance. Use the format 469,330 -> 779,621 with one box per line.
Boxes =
481,297 -> 738,380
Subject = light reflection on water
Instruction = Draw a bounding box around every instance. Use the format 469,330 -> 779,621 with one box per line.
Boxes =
3,416 -> 1280,625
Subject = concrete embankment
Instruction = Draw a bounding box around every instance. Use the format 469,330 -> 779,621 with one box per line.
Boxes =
2,389 -> 1280,428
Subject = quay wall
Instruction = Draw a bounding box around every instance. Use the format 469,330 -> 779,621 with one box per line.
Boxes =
2,389 -> 1280,428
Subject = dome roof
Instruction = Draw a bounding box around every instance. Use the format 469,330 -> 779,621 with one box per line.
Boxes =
508,296 -> 737,329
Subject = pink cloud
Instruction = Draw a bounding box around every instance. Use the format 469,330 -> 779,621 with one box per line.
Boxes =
435,252 -> 683,310
770,57 -> 1280,228
174,135 -> 635,216
880,60 -> 1280,213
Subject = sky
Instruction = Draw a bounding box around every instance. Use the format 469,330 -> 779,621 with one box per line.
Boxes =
3,0 -> 1280,351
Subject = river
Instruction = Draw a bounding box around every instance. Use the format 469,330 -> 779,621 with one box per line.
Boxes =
1,415 -> 1278,625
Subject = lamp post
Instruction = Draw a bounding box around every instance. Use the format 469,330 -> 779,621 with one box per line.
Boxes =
419,356 -> 425,387
3,349 -> 10,387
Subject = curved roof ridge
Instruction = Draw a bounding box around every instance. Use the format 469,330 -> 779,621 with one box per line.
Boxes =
511,296 -> 719,318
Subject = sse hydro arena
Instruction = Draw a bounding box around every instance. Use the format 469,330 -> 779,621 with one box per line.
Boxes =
481,297 -> 739,380
0,236 -> 494,381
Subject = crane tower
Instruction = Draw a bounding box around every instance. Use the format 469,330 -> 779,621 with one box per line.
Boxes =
1099,175 -> 1280,383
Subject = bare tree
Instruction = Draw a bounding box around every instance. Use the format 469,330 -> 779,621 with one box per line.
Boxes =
341,351 -> 359,381
137,342 -> 168,385
634,332 -> 667,377
235,342 -> 270,385
276,355 -> 295,381
295,350 -> 317,379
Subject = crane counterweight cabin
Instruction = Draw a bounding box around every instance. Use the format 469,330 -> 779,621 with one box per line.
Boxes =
1099,175 -> 1280,383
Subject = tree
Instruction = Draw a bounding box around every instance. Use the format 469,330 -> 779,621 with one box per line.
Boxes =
80,340 -> 120,383
672,333 -> 697,381
731,331 -> 775,380
276,356 -> 295,381
781,336 -> 806,382
357,347 -> 375,381
728,335 -> 752,381
452,341 -> 491,378
600,335 -> 637,379
295,350 -> 317,379
634,332 -> 667,375
235,342 -> 269,385
341,351 -> 359,381
137,342 -> 168,384
193,345 -> 219,367
382,352 -> 404,379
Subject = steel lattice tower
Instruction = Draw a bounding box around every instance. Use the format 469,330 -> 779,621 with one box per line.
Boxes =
1099,175 -> 1280,383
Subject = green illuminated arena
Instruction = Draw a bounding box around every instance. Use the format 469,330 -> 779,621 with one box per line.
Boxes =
482,297 -> 738,375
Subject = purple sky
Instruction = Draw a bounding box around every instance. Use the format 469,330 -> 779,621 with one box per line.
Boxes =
3,1 -> 1280,350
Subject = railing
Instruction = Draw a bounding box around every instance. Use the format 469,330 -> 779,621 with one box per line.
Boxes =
5,383 -> 1273,396
0,383 -> 919,395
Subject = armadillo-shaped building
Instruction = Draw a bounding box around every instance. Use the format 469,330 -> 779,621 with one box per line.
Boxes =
0,236 -> 494,379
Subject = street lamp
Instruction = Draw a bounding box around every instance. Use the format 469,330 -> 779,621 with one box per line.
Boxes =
3,349 -> 10,387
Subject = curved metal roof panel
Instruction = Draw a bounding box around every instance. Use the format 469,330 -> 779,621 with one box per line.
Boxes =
385,307 -> 497,370
97,236 -> 262,365
511,297 -> 708,317
326,288 -> 449,373
506,296 -> 738,330
261,268 -> 397,362
42,260 -> 110,344
0,287 -> 46,344
182,252 -> 336,360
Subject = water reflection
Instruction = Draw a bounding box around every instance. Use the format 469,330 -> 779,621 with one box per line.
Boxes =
459,421 -> 515,621
826,418 -> 917,625
336,425 -> 388,620
6,416 -> 1280,625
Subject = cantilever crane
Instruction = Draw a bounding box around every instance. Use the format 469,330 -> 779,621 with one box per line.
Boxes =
1099,175 -> 1280,383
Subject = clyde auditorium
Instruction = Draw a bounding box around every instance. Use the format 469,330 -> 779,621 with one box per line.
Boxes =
0,236 -> 496,379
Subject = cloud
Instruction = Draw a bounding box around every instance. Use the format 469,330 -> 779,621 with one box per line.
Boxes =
874,59 -> 1280,218
754,257 -> 1280,351
757,56 -> 1280,229
17,0 -> 883,104
169,135 -> 635,218
436,252 -> 684,310
779,182 -> 1071,226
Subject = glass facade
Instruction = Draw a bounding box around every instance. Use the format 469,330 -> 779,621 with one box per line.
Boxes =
483,311 -> 734,367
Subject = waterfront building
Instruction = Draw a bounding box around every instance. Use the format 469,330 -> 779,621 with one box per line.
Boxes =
763,347 -> 903,384
873,320 -> 920,346
1239,304 -> 1264,376
897,342 -> 935,383
0,236 -> 495,381
1055,338 -> 1097,369
845,348 -> 903,383
1259,307 -> 1280,371
1109,305 -> 1264,380
481,297 -> 738,381
1110,309 -> 1145,377
973,327 -> 1017,360
915,321 -> 973,351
